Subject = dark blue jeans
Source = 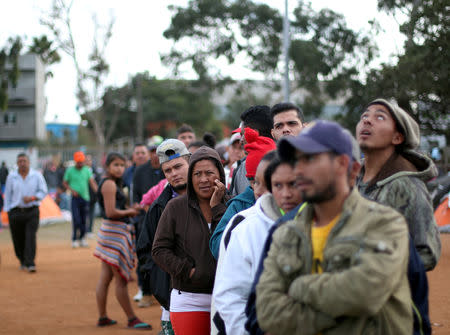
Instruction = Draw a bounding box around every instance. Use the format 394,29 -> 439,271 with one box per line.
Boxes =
71,196 -> 88,241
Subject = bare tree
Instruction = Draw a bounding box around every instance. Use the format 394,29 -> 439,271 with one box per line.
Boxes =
41,0 -> 120,154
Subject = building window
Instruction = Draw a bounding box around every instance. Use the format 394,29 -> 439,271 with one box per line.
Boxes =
3,111 -> 17,125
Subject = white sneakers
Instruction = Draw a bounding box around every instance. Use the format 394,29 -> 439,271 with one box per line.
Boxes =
138,295 -> 153,308
133,289 -> 143,302
72,239 -> 89,248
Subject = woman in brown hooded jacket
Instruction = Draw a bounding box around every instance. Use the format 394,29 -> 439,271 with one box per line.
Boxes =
152,146 -> 228,335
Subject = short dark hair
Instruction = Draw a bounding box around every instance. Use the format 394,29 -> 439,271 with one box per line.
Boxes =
17,153 -> 28,159
264,154 -> 295,193
176,124 -> 195,136
202,132 -> 216,148
261,150 -> 277,164
270,102 -> 304,123
188,140 -> 206,149
240,105 -> 273,139
134,142 -> 148,150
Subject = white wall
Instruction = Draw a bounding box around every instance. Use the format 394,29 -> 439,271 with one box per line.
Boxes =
0,147 -> 39,170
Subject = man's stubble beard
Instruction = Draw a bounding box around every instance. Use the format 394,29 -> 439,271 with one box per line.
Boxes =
301,180 -> 337,204
172,183 -> 187,192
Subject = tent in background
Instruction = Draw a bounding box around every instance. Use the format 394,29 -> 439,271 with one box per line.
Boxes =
436,195 -> 450,233
1,195 -> 66,226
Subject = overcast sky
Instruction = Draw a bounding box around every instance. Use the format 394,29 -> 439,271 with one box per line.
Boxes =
0,0 -> 405,124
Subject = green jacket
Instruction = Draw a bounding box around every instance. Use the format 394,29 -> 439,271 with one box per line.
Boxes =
358,150 -> 441,271
256,188 -> 412,335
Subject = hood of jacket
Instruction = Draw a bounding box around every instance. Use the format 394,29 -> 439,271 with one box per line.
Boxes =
362,150 -> 438,189
255,193 -> 284,223
187,146 -> 226,202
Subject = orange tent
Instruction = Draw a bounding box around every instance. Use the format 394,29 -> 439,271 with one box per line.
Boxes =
435,195 -> 450,229
1,195 -> 64,226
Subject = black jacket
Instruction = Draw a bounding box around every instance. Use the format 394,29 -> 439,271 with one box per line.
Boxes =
132,160 -> 164,204
136,183 -> 174,310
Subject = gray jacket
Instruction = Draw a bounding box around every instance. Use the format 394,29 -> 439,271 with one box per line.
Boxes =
358,150 -> 441,270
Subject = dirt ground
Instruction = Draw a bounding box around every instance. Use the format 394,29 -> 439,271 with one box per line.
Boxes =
0,221 -> 449,335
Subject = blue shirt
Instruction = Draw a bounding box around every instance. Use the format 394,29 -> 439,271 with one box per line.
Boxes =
210,185 -> 255,259
4,169 -> 48,212
123,165 -> 135,189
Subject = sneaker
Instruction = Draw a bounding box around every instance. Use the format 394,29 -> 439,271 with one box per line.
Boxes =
27,266 -> 36,273
138,295 -> 152,308
127,317 -> 152,330
72,240 -> 80,248
20,265 -> 26,271
133,289 -> 143,302
97,317 -> 117,327
80,239 -> 89,247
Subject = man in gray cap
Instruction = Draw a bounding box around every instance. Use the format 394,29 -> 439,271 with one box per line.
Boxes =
137,139 -> 191,335
356,98 -> 441,271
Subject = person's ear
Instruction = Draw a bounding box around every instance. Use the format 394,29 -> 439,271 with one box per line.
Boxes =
271,129 -> 275,139
392,131 -> 404,146
348,161 -> 362,187
335,154 -> 351,175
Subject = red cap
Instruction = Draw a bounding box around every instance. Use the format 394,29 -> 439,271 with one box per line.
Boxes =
244,128 -> 276,179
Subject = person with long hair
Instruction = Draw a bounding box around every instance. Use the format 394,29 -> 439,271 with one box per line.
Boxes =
93,152 -> 152,330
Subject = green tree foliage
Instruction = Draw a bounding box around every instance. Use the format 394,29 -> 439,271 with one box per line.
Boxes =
341,0 -> 449,141
0,37 -> 23,110
0,35 -> 61,111
164,0 -> 448,141
163,0 -> 283,80
89,72 -> 218,141
290,3 -> 376,97
29,35 -> 61,79
163,0 -> 376,121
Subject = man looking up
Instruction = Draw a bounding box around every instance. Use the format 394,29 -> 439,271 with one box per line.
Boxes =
137,139 -> 191,335
270,102 -> 305,140
356,98 -> 441,271
256,121 -> 412,335
4,153 -> 48,272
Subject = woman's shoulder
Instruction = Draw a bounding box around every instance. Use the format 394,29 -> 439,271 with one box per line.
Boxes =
166,193 -> 188,207
99,178 -> 116,190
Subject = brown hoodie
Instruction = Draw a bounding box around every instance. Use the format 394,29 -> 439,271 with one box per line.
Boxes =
152,146 -> 228,293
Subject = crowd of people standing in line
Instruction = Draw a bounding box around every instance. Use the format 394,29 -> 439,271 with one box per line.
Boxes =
1,99 -> 444,335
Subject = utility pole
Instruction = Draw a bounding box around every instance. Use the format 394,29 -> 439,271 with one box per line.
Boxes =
282,0 -> 290,102
136,75 -> 143,142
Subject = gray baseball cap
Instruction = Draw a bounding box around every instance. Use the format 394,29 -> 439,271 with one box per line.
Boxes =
157,139 -> 190,164
366,98 -> 420,150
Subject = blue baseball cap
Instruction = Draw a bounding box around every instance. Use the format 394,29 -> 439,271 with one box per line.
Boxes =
278,120 -> 353,160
